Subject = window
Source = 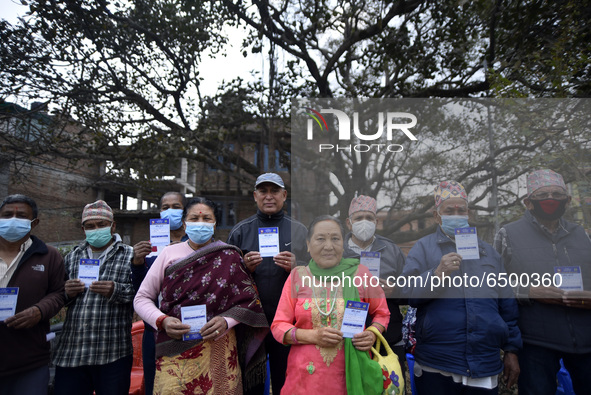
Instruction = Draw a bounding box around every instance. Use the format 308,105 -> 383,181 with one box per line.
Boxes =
254,145 -> 289,172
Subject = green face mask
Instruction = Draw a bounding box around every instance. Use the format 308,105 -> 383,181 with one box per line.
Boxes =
85,226 -> 113,248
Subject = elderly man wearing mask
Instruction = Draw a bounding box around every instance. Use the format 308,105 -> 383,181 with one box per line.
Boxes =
342,195 -> 407,378
494,169 -> 591,395
402,181 -> 521,394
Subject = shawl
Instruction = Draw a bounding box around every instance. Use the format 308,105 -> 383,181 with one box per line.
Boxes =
156,240 -> 269,390
308,258 -> 383,395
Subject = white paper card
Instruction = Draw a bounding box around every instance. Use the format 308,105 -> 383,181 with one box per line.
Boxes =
360,251 -> 381,278
258,227 -> 280,257
79,259 -> 100,287
0,287 -> 18,321
150,218 -> 170,250
455,227 -> 480,260
555,266 -> 584,291
181,304 -> 207,341
341,300 -> 369,338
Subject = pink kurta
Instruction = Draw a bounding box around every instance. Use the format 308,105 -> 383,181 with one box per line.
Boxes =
271,264 -> 390,395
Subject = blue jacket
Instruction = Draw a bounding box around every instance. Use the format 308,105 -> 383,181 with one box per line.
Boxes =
402,227 -> 521,378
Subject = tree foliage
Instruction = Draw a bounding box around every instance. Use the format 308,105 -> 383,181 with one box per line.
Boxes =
1,0 -> 589,231
1,0 -> 258,192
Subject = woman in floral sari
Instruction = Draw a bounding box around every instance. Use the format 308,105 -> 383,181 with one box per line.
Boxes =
271,215 -> 395,394
134,197 -> 268,395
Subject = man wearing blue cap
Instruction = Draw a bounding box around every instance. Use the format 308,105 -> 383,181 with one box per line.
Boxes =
228,173 -> 308,395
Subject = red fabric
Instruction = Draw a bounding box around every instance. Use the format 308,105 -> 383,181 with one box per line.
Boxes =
129,320 -> 145,395
539,199 -> 561,214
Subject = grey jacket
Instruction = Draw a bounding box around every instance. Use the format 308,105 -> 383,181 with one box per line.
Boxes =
497,210 -> 591,353
343,233 -> 406,344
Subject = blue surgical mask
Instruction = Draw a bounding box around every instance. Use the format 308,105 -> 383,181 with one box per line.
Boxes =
185,222 -> 215,244
440,215 -> 469,237
160,209 -> 184,231
0,217 -> 32,242
85,226 -> 113,248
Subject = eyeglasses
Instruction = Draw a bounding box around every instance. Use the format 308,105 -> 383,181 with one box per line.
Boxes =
530,192 -> 568,200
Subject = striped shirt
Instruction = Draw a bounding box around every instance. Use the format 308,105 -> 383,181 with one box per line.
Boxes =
53,234 -> 135,367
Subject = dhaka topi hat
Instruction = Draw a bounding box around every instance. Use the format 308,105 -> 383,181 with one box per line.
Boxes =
255,173 -> 285,189
349,195 -> 377,217
82,200 -> 114,224
434,181 -> 468,208
526,169 -> 566,196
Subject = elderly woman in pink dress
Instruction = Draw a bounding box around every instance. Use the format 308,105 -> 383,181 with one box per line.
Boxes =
271,215 -> 392,394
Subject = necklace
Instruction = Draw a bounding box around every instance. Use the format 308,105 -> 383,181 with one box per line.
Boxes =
310,281 -> 337,316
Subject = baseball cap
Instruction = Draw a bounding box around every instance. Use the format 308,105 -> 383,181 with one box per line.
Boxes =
255,173 -> 285,189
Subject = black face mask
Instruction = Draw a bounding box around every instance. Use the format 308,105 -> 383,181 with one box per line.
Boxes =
530,199 -> 567,221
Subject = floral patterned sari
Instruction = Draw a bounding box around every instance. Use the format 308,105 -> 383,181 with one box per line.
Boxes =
155,240 -> 268,394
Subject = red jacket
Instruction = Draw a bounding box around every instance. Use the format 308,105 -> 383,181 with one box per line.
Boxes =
0,235 -> 66,377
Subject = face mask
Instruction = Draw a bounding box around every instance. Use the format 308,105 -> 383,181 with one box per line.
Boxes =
0,217 -> 32,242
160,209 -> 184,231
530,199 -> 567,221
85,226 -> 113,248
351,220 -> 376,242
185,222 -> 215,244
440,215 -> 469,237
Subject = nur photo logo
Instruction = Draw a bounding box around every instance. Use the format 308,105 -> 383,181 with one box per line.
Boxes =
300,107 -> 418,153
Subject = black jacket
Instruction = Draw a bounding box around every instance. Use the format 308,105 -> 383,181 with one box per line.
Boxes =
227,209 -> 308,323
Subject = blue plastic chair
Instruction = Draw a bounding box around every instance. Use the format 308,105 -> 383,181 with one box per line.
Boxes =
556,358 -> 575,395
406,353 -> 417,395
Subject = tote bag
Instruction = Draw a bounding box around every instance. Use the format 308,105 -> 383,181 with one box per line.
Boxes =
367,326 -> 404,395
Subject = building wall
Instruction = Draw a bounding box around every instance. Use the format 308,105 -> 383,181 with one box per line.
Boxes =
7,154 -> 101,245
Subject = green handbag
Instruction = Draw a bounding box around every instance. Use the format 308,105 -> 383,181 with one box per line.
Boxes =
367,326 -> 405,395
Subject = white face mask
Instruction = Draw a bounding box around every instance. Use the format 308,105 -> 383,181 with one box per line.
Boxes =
351,220 -> 376,242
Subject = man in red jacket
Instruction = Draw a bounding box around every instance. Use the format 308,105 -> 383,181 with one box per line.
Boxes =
0,194 -> 66,395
